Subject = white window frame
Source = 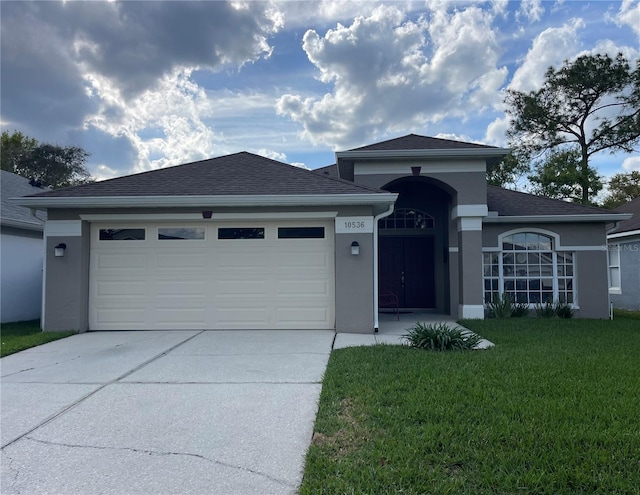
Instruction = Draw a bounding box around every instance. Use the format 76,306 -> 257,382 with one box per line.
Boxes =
484,229 -> 577,307
608,243 -> 621,294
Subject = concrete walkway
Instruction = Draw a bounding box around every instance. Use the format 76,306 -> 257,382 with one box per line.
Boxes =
334,311 -> 495,350
1,330 -> 334,495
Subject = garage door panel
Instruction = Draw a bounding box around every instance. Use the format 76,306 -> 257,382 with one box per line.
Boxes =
274,251 -> 329,268
95,252 -> 148,269
155,253 -> 208,269
216,307 -> 269,323
276,307 -> 328,323
217,251 -> 268,268
96,308 -> 146,325
214,280 -> 267,296
90,221 -> 334,330
154,308 -> 207,325
96,281 -> 147,297
154,280 -> 208,296
276,279 -> 328,296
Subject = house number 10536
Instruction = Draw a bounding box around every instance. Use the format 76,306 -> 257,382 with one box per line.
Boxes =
344,221 -> 365,229
335,217 -> 373,234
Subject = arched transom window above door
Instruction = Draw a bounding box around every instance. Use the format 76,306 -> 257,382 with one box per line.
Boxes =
380,208 -> 434,230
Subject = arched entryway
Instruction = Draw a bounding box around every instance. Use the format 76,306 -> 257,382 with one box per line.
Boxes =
379,178 -> 453,313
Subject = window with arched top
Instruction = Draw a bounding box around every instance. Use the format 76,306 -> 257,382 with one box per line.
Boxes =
379,208 -> 434,230
483,230 -> 575,305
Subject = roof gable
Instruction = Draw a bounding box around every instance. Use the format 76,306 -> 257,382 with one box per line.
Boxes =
612,196 -> 640,233
348,134 -> 500,152
28,152 -> 386,199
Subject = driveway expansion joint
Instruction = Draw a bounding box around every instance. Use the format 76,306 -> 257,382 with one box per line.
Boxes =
23,437 -> 295,489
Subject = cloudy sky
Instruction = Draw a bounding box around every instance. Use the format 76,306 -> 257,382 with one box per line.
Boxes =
1,0 -> 639,184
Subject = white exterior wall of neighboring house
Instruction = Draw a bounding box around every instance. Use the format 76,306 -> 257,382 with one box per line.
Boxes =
1,229 -> 44,322
1,170 -> 48,323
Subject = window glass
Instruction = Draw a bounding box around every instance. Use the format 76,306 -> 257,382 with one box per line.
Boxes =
278,227 -> 325,239
158,227 -> 205,240
488,231 -> 574,306
99,229 -> 145,241
218,228 -> 264,239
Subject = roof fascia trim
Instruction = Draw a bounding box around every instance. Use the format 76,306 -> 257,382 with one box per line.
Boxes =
336,148 -> 511,160
483,213 -> 632,223
608,229 -> 640,239
0,218 -> 44,232
81,211 -> 340,222
14,193 -> 398,209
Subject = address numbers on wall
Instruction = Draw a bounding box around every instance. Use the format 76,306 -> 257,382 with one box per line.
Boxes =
335,216 -> 374,234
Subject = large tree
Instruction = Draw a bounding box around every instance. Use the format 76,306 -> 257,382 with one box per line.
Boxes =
1,130 -> 37,173
602,170 -> 640,209
1,130 -> 92,188
505,52 -> 640,204
487,151 -> 530,189
528,147 -> 603,203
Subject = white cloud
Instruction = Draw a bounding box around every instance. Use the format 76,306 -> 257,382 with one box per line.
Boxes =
509,18 -> 584,92
484,116 -> 510,147
255,148 -> 309,168
622,156 -> 640,172
517,0 -> 544,23
277,3 -> 507,148
92,164 -> 121,182
615,0 -> 640,39
0,1 -> 283,139
84,68 -> 220,174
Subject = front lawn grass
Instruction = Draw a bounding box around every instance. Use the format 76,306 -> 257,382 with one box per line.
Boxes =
301,316 -> 640,495
1,320 -> 76,357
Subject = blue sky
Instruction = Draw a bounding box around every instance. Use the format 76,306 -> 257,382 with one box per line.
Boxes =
1,0 -> 638,187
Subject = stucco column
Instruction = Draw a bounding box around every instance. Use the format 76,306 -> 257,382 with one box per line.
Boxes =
334,232 -> 374,333
453,205 -> 487,319
43,220 -> 90,332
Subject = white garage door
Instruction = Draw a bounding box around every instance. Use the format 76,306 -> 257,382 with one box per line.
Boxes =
89,221 -> 335,330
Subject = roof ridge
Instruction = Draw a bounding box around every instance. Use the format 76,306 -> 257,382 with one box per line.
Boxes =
347,133 -> 499,151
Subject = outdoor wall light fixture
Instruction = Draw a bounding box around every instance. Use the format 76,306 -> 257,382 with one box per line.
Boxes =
202,210 -> 213,219
54,243 -> 67,257
351,241 -> 360,256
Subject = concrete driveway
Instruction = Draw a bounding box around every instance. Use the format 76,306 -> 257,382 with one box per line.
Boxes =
1,330 -> 335,495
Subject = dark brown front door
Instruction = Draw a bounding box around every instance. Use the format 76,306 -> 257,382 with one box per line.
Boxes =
379,236 -> 435,308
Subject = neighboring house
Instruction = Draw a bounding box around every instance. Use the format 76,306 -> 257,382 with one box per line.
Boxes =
1,170 -> 47,323
15,135 -> 630,333
607,196 -> 640,311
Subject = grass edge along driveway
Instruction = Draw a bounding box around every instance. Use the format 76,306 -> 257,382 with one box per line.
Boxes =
1,320 -> 76,358
300,316 -> 640,495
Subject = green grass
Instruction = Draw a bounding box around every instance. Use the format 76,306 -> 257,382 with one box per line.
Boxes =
1,320 -> 76,357
301,315 -> 640,495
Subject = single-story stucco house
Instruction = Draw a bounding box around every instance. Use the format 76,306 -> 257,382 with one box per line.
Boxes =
14,134 -> 632,333
607,196 -> 640,311
1,170 -> 47,323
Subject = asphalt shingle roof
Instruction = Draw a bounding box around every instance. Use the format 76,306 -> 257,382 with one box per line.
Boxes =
28,152 -> 386,199
487,185 -> 611,216
312,164 -> 339,177
612,196 -> 640,233
348,134 -> 500,151
1,170 -> 47,228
